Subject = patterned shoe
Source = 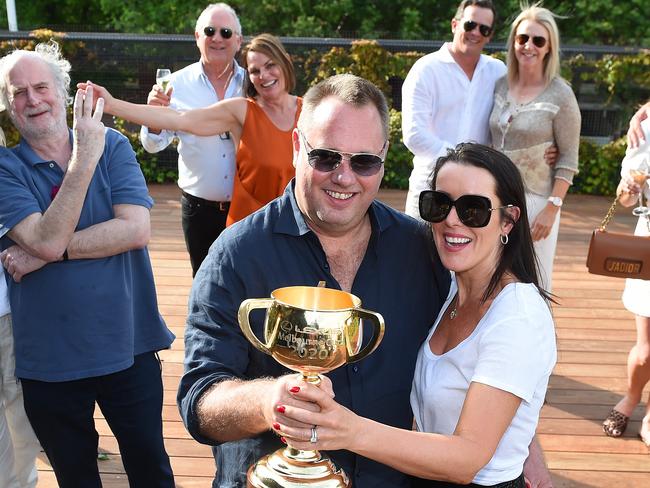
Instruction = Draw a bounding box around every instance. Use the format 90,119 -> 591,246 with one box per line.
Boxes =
603,408 -> 629,437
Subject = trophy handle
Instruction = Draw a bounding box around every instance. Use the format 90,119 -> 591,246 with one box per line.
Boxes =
348,308 -> 385,363
238,298 -> 276,354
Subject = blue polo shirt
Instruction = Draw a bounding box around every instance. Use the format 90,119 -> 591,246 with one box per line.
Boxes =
178,181 -> 450,488
0,129 -> 174,382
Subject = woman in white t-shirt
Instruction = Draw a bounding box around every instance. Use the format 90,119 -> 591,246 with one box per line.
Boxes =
277,143 -> 557,487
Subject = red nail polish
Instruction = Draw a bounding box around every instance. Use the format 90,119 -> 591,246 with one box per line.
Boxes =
272,422 -> 280,430
280,436 -> 287,444
276,405 -> 286,413
289,386 -> 300,393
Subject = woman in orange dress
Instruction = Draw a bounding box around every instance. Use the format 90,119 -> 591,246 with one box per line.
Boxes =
82,33 -> 300,225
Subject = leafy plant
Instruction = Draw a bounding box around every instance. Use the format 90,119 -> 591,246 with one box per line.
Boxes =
112,118 -> 177,183
572,137 -> 627,196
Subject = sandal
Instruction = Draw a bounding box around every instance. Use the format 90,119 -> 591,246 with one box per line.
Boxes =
603,409 -> 629,437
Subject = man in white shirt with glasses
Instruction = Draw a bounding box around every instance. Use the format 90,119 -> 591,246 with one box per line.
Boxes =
402,0 -> 506,219
140,2 -> 246,276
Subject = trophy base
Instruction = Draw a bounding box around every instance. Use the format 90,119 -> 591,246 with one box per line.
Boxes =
247,447 -> 350,487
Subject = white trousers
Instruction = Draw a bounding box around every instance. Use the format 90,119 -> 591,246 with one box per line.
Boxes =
526,193 -> 561,293
0,313 -> 39,488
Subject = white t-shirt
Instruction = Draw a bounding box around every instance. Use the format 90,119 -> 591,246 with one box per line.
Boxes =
0,266 -> 9,317
410,277 -> 556,485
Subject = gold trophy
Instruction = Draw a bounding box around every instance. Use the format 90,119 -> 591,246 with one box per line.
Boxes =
238,285 -> 385,488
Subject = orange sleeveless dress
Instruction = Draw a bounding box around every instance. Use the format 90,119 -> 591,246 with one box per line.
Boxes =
226,97 -> 302,225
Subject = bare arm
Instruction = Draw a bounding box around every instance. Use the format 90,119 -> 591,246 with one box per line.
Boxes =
524,436 -> 553,488
66,204 -> 150,260
1,203 -> 149,281
7,89 -> 106,262
280,381 -> 521,484
196,376 -> 320,443
78,81 -> 247,138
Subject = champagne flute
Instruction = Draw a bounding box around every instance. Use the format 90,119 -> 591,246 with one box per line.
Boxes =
629,168 -> 650,217
155,68 -> 172,93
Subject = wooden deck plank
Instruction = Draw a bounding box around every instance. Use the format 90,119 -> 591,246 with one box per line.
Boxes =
35,186 -> 650,487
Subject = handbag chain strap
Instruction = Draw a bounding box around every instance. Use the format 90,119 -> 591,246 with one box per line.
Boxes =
600,192 -> 650,232
598,197 -> 619,231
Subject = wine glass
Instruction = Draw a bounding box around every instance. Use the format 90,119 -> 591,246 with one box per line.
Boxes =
155,68 -> 172,92
629,168 -> 650,217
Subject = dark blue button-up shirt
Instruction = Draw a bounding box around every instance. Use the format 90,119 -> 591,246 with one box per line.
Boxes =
178,181 -> 450,488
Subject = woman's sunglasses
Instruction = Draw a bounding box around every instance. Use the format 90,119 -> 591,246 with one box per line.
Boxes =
419,190 -> 514,228
298,130 -> 387,177
515,33 -> 547,48
204,26 -> 234,39
463,20 -> 493,38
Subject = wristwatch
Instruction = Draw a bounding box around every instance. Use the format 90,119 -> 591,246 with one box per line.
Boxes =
547,196 -> 563,207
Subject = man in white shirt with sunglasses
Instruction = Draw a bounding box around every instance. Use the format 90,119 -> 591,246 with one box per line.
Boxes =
140,3 -> 246,276
402,0 -> 506,219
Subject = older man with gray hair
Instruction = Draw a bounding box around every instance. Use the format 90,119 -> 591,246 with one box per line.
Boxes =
140,2 -> 246,276
0,41 -> 175,486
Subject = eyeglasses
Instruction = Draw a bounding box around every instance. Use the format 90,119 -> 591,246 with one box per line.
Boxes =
419,190 -> 514,228
515,33 -> 547,48
463,20 -> 493,37
203,26 -> 234,39
298,130 -> 387,177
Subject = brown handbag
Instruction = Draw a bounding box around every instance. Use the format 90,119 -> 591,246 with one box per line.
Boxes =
586,197 -> 650,280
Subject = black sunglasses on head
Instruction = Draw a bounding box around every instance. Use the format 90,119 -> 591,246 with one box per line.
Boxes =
298,130 -> 386,177
419,190 -> 514,228
204,26 -> 234,39
515,33 -> 547,48
463,20 -> 493,37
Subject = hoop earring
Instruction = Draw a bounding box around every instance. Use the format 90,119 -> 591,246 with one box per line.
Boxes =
500,234 -> 509,245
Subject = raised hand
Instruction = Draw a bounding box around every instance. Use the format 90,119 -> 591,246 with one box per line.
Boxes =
70,85 -> 105,173
76,81 -> 114,113
627,101 -> 650,149
147,84 -> 173,107
145,84 -> 173,134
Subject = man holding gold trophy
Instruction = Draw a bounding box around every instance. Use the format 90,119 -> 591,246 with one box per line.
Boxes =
178,73 -> 553,487
178,74 -> 450,487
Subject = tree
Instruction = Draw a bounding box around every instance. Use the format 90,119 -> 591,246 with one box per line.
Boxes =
0,1 -> 646,46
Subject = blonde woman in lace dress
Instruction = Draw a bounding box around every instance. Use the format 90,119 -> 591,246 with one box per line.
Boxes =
489,5 -> 580,291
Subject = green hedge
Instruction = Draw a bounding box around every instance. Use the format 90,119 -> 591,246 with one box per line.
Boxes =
1,35 -> 646,194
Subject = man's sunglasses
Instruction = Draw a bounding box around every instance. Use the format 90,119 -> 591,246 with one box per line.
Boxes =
463,20 -> 492,38
298,130 -> 387,177
204,26 -> 234,39
419,190 -> 514,228
515,33 -> 547,48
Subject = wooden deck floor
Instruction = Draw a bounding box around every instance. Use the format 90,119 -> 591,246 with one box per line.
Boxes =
36,184 -> 650,487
